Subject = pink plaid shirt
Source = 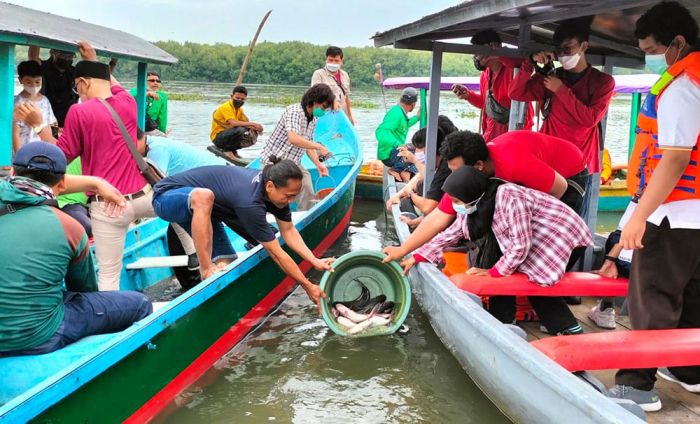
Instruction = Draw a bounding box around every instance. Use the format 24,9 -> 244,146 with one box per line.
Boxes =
414,183 -> 592,286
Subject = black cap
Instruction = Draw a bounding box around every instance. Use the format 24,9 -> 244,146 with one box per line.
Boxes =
74,60 -> 110,81
441,165 -> 488,204
12,142 -> 67,174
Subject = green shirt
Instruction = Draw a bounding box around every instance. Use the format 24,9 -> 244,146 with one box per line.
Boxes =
129,88 -> 168,133
57,158 -> 88,207
375,104 -> 419,161
0,178 -> 97,352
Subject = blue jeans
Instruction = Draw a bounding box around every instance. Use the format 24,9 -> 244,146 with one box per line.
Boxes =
382,148 -> 418,175
152,187 -> 237,261
3,291 -> 152,356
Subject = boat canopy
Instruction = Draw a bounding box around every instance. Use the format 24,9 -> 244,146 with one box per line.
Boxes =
0,2 -> 176,64
0,3 -> 177,166
382,74 -> 659,94
373,0 -> 700,69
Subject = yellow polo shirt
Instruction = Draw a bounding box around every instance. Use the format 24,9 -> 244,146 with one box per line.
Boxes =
210,100 -> 249,141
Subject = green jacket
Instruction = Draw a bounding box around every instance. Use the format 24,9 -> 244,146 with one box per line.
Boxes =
57,158 -> 88,207
375,104 -> 419,161
130,88 -> 168,133
0,177 -> 97,352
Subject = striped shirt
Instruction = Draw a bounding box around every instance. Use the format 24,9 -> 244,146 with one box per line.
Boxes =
260,103 -> 316,165
415,183 -> 592,286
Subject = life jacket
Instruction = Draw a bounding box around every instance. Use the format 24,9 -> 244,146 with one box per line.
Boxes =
627,52 -> 700,201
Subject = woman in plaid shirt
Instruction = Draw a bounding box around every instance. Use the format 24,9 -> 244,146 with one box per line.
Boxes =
402,166 -> 592,335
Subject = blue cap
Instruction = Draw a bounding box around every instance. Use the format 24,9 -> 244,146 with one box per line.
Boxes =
12,142 -> 67,174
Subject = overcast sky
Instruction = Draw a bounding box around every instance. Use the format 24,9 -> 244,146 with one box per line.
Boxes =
10,0 -> 459,47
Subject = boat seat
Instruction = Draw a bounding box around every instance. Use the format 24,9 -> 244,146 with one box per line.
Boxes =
126,255 -> 188,270
532,329 -> 700,372
449,272 -> 628,297
0,333 -> 118,405
266,211 -> 309,224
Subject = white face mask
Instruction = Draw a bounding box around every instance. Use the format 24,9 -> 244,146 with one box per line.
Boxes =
414,151 -> 426,164
559,53 -> 581,70
326,63 -> 341,73
23,85 -> 41,95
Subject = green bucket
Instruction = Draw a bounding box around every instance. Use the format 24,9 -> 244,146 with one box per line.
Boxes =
320,250 -> 411,337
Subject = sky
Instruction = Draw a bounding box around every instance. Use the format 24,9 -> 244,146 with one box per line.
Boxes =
9,0 -> 459,47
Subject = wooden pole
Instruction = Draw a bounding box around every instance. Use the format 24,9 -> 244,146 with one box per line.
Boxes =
236,10 -> 272,86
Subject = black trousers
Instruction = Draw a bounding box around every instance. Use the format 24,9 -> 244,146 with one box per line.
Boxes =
487,247 -> 586,334
213,127 -> 242,153
616,219 -> 700,390
560,168 -> 590,217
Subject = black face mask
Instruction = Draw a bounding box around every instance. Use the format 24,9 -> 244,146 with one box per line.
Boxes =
473,56 -> 487,72
233,99 -> 245,108
54,57 -> 73,70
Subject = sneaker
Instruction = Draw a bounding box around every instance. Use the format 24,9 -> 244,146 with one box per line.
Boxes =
539,324 -> 549,334
555,324 -> 584,336
187,253 -> 200,272
608,384 -> 662,412
588,300 -> 616,329
657,368 -> 700,393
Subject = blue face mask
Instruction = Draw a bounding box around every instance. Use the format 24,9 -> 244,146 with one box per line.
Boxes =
312,107 -> 327,118
453,194 -> 483,215
645,44 -> 671,74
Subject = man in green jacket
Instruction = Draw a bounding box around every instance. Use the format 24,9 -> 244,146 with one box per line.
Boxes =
130,71 -> 168,134
375,87 -> 420,182
0,143 -> 152,356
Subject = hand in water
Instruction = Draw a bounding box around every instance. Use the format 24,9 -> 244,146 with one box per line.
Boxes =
303,284 -> 327,316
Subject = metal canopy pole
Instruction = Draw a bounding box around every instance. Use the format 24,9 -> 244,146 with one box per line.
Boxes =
0,42 -> 15,167
508,24 -> 530,131
423,42 -> 443,195
136,62 -> 147,130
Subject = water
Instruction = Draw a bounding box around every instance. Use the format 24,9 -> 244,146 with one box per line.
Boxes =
160,199 -> 510,424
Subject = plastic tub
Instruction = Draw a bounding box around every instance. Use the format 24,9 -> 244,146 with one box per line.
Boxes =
320,250 -> 411,337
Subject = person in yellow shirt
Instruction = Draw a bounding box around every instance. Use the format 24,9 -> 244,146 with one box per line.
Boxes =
600,148 -> 612,184
210,86 -> 264,159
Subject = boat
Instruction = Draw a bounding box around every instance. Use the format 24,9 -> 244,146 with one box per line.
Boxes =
375,1 -> 700,423
378,74 -> 659,211
0,4 -> 362,423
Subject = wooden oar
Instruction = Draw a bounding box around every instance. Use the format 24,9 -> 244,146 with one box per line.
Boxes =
236,10 -> 272,86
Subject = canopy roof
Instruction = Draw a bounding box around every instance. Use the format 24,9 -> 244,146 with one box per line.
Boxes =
382,73 -> 658,93
0,2 -> 177,64
373,0 -> 700,69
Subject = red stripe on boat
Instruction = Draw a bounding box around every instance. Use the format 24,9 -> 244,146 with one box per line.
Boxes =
125,207 -> 352,424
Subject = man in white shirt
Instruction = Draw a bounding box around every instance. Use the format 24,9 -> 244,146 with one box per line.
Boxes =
609,1 -> 700,412
311,46 -> 353,124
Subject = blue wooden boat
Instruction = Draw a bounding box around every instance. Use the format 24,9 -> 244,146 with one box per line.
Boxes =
0,4 -> 362,422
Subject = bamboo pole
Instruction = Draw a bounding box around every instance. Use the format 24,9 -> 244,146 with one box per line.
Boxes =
236,10 -> 272,86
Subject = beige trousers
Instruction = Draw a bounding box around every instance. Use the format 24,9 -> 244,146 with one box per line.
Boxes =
90,189 -> 195,291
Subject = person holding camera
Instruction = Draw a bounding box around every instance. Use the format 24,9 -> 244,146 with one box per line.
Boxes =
508,18 -> 614,220
451,30 -> 533,141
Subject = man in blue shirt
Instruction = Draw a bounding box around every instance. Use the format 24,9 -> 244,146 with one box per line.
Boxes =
152,158 -> 333,313
137,130 -> 226,176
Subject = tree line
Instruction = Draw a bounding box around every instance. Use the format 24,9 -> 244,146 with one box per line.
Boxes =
111,41 -> 479,87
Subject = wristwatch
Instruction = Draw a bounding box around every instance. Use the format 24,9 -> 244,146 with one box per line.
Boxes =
604,255 -> 618,262
33,123 -> 47,134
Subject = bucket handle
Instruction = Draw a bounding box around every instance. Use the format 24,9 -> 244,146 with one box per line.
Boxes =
315,174 -> 337,190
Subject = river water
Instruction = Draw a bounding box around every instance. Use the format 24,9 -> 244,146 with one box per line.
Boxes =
143,82 -> 628,422
160,199 -> 510,423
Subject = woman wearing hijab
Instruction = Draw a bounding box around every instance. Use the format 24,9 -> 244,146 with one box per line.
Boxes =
401,166 -> 592,335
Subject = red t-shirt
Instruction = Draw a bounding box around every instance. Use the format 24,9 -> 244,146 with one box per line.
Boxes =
438,192 -> 456,214
58,85 -> 147,194
467,57 -> 535,142
488,131 -> 586,194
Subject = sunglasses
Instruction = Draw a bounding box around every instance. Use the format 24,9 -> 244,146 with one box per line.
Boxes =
147,79 -> 161,83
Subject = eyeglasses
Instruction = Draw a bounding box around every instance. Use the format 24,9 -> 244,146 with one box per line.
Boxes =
147,79 -> 161,83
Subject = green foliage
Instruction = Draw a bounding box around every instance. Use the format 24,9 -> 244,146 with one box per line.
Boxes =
112,41 -> 479,87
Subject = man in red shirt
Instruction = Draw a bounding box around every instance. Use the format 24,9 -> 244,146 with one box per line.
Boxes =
452,30 -> 534,141
14,42 -> 196,291
509,18 -> 614,218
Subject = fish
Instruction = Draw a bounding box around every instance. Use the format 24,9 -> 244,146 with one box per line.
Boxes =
367,315 -> 392,328
356,294 -> 387,314
378,301 -> 395,314
334,282 -> 371,311
335,303 -> 370,323
346,319 -> 374,335
336,316 -> 357,329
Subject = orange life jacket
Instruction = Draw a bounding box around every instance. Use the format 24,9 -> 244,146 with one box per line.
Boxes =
627,52 -> 700,202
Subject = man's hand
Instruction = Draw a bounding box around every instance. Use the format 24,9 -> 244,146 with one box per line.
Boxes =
200,262 -> 227,280
531,51 -> 556,64
95,180 -> 127,217
382,245 -> 406,263
146,90 -> 161,100
543,76 -> 563,93
414,105 -> 421,117
451,84 -> 470,101
466,267 -> 490,276
251,122 -> 264,133
595,259 -> 619,279
302,283 -> 327,316
317,144 -> 330,157
400,214 -> 422,230
621,216 -> 646,250
77,41 -> 98,61
14,103 -> 43,127
397,147 -> 417,164
317,163 -> 329,177
399,256 -> 416,276
312,257 -> 335,272
386,194 -> 402,211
